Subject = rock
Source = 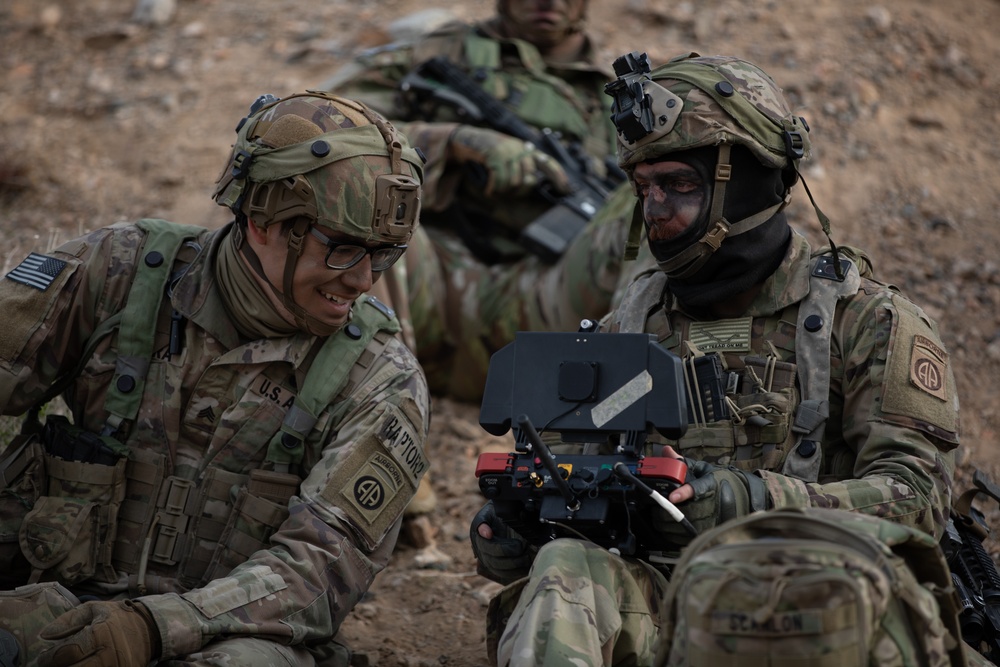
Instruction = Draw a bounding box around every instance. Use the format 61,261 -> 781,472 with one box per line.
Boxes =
131,0 -> 176,26
413,544 -> 454,570
866,6 -> 892,34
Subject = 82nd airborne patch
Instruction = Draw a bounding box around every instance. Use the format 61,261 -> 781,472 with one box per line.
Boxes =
909,334 -> 948,401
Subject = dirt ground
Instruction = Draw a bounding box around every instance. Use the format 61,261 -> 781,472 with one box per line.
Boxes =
3,0 -> 1000,664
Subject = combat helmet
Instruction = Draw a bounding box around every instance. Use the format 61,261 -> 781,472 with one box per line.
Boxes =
605,52 -> 834,277
213,91 -> 423,331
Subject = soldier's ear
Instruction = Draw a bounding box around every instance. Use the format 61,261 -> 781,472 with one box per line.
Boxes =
244,219 -> 270,246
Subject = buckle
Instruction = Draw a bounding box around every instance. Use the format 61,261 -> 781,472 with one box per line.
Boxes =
230,149 -> 253,180
784,130 -> 805,160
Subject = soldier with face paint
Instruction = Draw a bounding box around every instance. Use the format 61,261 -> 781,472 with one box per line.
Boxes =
0,93 -> 429,667
469,53 -> 962,666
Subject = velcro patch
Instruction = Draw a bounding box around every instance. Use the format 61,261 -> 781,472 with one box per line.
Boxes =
6,253 -> 67,291
689,317 -> 753,353
710,609 -> 824,636
909,334 -> 948,401
879,296 -> 957,439
320,403 -> 426,549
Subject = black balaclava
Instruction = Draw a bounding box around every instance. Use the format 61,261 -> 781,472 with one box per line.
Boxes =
646,144 -> 793,310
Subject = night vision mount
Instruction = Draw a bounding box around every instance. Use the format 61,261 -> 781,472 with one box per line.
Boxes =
604,51 -> 655,143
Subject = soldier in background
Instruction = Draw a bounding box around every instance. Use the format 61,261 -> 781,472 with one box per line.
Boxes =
470,53 -> 963,665
322,0 -> 653,402
0,92 -> 429,666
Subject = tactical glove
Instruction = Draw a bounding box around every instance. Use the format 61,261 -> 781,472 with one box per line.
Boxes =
470,501 -> 536,584
654,460 -> 770,542
448,126 -> 570,197
36,599 -> 160,667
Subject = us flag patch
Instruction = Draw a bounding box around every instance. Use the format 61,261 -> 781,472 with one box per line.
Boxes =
6,253 -> 67,290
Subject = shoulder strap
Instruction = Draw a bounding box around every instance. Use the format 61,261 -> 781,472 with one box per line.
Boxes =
783,254 -> 861,482
265,294 -> 401,471
462,30 -> 502,70
26,220 -> 202,435
101,219 -> 205,436
612,270 -> 668,334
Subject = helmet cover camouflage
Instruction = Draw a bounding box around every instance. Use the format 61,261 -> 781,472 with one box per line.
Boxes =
611,53 -> 810,174
213,92 -> 423,244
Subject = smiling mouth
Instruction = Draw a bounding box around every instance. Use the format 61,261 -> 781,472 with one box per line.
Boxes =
321,290 -> 348,305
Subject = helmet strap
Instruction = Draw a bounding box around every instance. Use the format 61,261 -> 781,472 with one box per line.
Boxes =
654,144 -> 788,279
237,217 -> 340,336
795,166 -> 843,279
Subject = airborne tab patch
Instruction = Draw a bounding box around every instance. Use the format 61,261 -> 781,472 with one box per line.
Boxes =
6,253 -> 67,291
909,334 -> 948,401
319,403 -> 427,549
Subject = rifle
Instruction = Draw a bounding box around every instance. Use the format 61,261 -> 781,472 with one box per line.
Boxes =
941,470 -> 1000,663
474,330 -> 701,561
399,56 -> 626,261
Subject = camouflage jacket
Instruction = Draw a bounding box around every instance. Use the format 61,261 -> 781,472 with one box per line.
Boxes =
322,18 -> 617,261
0,222 -> 430,658
604,231 -> 959,539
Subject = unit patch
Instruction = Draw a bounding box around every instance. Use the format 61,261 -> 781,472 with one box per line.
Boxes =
6,253 -> 67,291
320,403 -> 427,549
909,334 -> 948,401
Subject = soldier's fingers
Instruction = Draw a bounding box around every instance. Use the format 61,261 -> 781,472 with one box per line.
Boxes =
535,156 -> 571,194
669,483 -> 694,504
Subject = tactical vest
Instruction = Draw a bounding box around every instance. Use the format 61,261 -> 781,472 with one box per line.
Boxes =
610,252 -> 863,484
412,27 -> 616,157
17,219 -> 402,594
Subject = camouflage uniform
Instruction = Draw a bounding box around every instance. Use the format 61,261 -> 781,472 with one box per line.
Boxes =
479,54 -> 961,666
0,92 -> 430,666
489,233 -> 960,665
323,18 -> 653,400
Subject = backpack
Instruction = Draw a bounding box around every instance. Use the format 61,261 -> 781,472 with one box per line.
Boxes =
654,507 -> 967,667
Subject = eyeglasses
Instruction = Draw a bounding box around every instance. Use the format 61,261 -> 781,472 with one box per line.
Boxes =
309,227 -> 406,272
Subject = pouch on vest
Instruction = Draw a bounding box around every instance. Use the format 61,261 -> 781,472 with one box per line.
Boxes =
655,507 -> 966,667
18,416 -> 128,584
0,432 -> 44,579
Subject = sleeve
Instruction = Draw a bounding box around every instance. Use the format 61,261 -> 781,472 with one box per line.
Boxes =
139,339 -> 431,658
0,227 -> 126,416
758,286 -> 960,540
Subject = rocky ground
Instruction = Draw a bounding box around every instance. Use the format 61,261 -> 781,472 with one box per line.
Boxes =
3,0 -> 1000,664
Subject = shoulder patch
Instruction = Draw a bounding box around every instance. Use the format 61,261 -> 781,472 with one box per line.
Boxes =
6,253 -> 67,291
909,334 -> 948,401
319,402 -> 427,549
879,295 -> 958,440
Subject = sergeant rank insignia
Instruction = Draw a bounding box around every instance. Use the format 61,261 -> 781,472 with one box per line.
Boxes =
6,252 -> 67,291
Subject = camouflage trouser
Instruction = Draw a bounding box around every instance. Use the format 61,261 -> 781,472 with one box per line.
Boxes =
487,539 -> 669,667
0,582 -> 80,667
370,183 -> 654,401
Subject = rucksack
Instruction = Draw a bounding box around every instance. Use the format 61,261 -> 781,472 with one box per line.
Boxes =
654,507 -> 967,667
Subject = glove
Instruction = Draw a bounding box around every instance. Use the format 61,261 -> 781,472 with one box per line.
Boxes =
654,461 -> 770,541
447,126 -> 571,197
36,599 -> 160,667
470,501 -> 536,584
